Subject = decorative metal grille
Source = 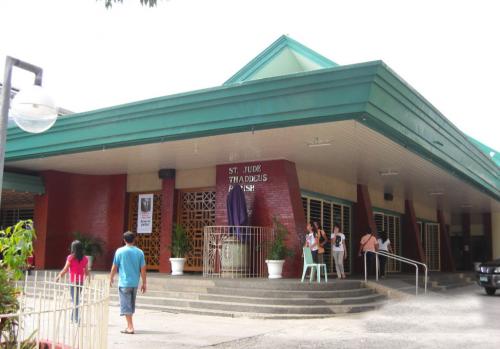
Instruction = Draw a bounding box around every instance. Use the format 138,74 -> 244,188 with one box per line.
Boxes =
128,192 -> 162,270
302,195 -> 352,274
203,226 -> 274,278
374,212 -> 401,272
424,223 -> 441,271
178,189 -> 216,271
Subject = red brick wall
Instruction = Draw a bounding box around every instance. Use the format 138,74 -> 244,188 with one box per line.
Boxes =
215,160 -> 306,277
33,194 -> 48,269
34,171 -> 126,270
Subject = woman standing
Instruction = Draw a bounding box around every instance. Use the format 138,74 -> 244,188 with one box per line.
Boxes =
313,221 -> 328,264
331,223 -> 347,279
304,223 -> 319,263
56,240 -> 89,323
377,230 -> 393,278
357,227 -> 379,278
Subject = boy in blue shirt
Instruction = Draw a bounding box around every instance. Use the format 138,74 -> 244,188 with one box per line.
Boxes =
110,231 -> 147,334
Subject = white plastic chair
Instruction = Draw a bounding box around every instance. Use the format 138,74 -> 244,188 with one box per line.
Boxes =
301,247 -> 328,283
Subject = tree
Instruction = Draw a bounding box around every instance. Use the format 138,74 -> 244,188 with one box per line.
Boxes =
103,0 -> 158,8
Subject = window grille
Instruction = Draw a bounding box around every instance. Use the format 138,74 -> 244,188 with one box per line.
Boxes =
373,212 -> 401,272
302,195 -> 352,274
0,208 -> 34,229
424,223 -> 441,271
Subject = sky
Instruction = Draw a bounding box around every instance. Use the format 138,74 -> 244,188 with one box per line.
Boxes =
1,0 -> 499,150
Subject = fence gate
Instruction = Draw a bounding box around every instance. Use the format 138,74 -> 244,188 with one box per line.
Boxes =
177,188 -> 216,271
128,192 -> 162,270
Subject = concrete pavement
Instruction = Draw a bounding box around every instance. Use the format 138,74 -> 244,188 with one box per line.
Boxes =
107,284 -> 500,349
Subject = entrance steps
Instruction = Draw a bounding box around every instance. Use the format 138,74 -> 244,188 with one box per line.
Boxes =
109,276 -> 387,319
381,272 -> 475,293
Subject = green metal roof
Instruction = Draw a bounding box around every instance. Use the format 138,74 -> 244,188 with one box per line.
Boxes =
2,172 -> 44,194
224,35 -> 338,85
4,37 -> 499,202
467,136 -> 500,167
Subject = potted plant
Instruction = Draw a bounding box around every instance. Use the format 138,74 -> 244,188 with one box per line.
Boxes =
168,224 -> 190,275
0,220 -> 36,346
265,218 -> 294,279
73,232 -> 104,270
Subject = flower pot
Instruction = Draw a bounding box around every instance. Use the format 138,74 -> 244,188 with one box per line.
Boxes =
86,255 -> 94,270
169,257 -> 186,275
265,260 -> 285,279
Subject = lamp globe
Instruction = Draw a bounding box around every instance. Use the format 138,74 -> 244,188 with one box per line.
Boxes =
11,85 -> 58,133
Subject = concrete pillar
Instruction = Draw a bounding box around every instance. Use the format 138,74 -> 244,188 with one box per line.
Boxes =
492,212 -> 500,259
353,184 -> 377,274
461,213 -> 472,270
33,194 -> 48,269
437,209 -> 456,272
159,170 -> 176,273
402,200 -> 425,265
483,213 -> 493,261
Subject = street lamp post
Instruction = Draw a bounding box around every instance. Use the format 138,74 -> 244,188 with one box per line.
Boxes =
0,56 -> 58,207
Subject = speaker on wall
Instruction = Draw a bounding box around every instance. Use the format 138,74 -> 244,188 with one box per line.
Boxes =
158,169 -> 176,179
384,193 -> 394,201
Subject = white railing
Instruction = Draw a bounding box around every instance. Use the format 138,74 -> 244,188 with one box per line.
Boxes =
0,270 -> 109,349
364,251 -> 428,295
203,226 -> 274,278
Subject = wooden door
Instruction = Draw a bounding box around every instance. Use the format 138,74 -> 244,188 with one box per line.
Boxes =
128,192 -> 162,270
177,188 -> 216,271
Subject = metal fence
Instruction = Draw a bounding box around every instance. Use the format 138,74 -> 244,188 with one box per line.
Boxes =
203,226 -> 274,278
0,271 -> 109,349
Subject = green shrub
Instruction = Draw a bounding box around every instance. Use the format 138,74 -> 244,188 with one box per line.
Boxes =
72,232 -> 104,258
267,218 -> 294,260
0,220 -> 36,280
0,220 -> 36,347
168,224 -> 190,258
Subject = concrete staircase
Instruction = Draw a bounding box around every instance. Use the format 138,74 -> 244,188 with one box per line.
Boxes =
381,272 -> 476,294
425,272 -> 476,291
109,276 -> 387,319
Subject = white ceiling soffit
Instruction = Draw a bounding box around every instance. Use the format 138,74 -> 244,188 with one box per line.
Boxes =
8,120 -> 497,213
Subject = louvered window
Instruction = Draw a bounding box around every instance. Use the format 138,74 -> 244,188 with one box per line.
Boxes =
424,223 -> 441,271
0,208 -> 34,230
302,195 -> 352,274
373,212 -> 401,272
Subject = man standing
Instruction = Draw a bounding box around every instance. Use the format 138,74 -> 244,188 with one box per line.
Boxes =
110,231 -> 147,334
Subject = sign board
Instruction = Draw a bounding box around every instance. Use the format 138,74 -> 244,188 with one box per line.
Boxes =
137,193 -> 154,234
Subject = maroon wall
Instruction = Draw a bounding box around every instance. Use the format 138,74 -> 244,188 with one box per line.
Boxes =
437,209 -> 456,272
402,200 -> 425,266
353,184 -> 377,274
33,171 -> 126,270
215,160 -> 306,277
159,177 -> 175,273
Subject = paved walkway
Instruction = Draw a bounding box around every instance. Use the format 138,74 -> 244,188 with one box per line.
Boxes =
108,284 -> 500,349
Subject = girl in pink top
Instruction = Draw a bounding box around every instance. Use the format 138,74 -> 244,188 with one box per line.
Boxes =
56,240 -> 89,323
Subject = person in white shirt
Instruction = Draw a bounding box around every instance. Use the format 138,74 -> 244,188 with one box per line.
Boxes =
331,223 -> 347,279
377,230 -> 393,278
304,223 -> 319,262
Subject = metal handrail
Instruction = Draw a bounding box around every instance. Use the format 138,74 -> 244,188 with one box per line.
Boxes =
377,250 -> 428,294
364,250 -> 427,295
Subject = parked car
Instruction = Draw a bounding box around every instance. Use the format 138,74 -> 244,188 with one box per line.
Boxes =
476,259 -> 500,295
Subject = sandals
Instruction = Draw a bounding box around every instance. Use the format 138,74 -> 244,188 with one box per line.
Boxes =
120,329 -> 134,334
